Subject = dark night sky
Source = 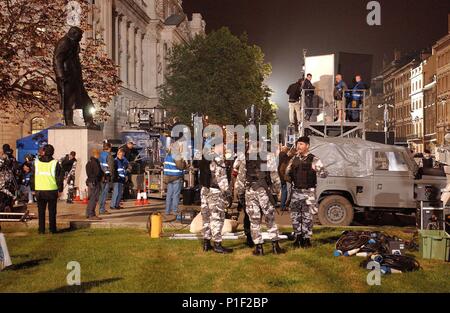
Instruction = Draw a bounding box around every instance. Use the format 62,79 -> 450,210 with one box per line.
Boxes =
182,0 -> 450,125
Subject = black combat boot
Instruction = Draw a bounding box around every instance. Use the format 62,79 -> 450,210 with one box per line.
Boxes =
253,244 -> 264,256
293,234 -> 303,249
245,233 -> 255,248
213,241 -> 233,254
302,238 -> 312,248
203,239 -> 213,252
272,241 -> 286,254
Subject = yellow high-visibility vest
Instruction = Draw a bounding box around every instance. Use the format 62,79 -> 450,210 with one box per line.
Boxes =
35,159 -> 58,191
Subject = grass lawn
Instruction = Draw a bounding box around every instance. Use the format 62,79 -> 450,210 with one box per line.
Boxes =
0,226 -> 449,293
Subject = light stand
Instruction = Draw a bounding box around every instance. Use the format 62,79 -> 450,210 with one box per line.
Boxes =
378,103 -> 394,144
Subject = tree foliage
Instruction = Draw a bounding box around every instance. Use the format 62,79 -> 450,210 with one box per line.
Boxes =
0,0 -> 120,124
159,27 -> 276,126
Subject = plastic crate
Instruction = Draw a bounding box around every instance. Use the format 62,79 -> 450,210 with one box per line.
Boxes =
419,230 -> 450,261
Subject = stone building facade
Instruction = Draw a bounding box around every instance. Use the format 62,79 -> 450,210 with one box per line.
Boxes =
434,17 -> 450,146
95,0 -> 205,139
0,0 -> 206,149
423,55 -> 437,152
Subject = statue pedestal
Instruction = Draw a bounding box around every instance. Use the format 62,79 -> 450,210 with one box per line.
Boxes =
48,127 -> 103,195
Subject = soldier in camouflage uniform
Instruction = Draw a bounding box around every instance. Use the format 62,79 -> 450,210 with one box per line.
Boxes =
285,136 -> 327,248
0,154 -> 16,212
236,142 -> 285,256
232,152 -> 254,247
61,152 -> 77,203
199,145 -> 233,254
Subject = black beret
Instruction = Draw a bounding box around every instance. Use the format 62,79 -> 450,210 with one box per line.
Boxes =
296,136 -> 310,145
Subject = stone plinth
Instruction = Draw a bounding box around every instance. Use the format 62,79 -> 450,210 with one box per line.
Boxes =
48,127 -> 103,194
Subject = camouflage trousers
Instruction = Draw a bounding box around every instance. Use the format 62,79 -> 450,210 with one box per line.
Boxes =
245,187 -> 280,245
289,188 -> 316,239
201,187 -> 226,242
66,175 -> 76,201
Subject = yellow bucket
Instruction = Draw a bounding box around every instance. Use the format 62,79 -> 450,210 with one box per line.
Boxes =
149,213 -> 162,238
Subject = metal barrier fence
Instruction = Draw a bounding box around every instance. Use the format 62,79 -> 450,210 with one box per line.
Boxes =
298,89 -> 368,125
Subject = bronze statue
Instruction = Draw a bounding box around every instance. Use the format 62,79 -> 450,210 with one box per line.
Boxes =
53,26 -> 98,129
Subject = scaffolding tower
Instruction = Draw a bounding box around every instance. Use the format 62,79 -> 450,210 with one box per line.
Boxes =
285,88 -> 368,144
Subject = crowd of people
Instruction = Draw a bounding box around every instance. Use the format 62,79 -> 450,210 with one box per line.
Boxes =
0,139 -> 140,233
3,128 -> 330,252
287,73 -> 368,127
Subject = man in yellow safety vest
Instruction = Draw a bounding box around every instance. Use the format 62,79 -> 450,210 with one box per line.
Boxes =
32,144 -> 64,234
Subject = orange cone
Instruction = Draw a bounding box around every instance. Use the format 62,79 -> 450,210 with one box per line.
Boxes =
135,192 -> 142,206
74,189 -> 81,202
82,189 -> 88,204
142,191 -> 149,205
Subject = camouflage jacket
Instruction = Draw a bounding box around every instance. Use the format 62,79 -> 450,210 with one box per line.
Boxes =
207,156 -> 229,195
0,156 -> 16,198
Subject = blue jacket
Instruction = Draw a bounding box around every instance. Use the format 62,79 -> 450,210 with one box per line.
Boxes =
21,171 -> 32,187
352,81 -> 367,101
100,151 -> 111,175
114,157 -> 129,184
163,153 -> 184,177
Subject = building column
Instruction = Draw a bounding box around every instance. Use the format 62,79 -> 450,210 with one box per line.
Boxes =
143,33 -> 158,98
157,40 -> 163,88
113,11 -> 119,65
136,29 -> 143,93
104,0 -> 113,57
119,14 -> 128,87
128,22 -> 136,91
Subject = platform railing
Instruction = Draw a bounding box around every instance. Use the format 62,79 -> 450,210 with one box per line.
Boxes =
297,88 -> 368,138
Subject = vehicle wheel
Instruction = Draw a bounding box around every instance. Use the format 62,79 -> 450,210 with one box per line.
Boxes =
318,195 -> 354,226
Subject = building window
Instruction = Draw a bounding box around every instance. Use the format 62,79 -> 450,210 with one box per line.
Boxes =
31,117 -> 45,134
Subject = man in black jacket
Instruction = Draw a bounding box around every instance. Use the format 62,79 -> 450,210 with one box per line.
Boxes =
302,74 -> 315,121
286,79 -> 303,126
85,149 -> 103,219
32,144 -> 64,234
